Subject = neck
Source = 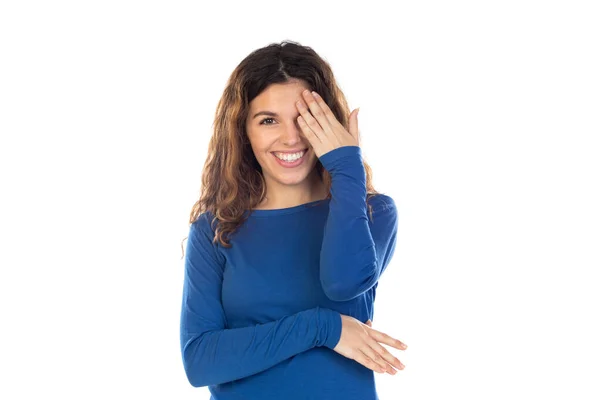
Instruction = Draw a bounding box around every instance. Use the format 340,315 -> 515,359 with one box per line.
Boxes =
257,170 -> 328,210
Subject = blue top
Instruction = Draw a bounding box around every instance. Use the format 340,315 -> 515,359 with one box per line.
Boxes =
180,145 -> 398,400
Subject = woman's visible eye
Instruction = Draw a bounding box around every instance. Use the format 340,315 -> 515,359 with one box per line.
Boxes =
260,117 -> 275,125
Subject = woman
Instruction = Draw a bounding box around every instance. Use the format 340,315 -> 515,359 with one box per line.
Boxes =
180,40 -> 407,399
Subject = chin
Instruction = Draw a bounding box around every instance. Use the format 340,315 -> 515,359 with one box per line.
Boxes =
272,172 -> 311,186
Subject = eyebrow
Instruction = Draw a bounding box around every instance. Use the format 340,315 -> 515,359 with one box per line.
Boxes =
252,111 -> 278,120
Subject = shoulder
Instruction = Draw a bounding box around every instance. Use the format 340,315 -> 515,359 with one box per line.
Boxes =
366,194 -> 398,236
188,211 -> 226,262
367,193 -> 397,214
190,211 -> 218,240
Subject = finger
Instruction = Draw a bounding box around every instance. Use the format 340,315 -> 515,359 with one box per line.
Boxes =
297,114 -> 322,145
369,330 -> 408,350
348,107 -> 359,143
297,96 -> 326,139
366,319 -> 372,327
354,351 -> 386,374
308,91 -> 342,131
359,344 -> 389,373
302,90 -> 333,136
366,339 -> 404,371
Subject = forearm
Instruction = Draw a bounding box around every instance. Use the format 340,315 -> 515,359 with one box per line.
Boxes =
181,306 -> 342,387
319,146 -> 380,301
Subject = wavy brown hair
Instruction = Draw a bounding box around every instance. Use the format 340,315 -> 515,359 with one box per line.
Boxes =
181,40 -> 380,254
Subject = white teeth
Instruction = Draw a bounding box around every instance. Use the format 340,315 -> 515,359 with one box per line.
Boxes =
275,151 -> 305,162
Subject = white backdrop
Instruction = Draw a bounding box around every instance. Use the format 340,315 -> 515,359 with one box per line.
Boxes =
1,1 -> 599,399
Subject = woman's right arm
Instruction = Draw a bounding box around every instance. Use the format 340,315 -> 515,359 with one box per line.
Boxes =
179,212 -> 342,388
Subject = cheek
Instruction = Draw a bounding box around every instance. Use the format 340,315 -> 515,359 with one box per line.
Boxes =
247,130 -> 273,150
251,146 -> 271,166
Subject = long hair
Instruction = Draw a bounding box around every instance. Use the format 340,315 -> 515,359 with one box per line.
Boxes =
182,40 -> 379,253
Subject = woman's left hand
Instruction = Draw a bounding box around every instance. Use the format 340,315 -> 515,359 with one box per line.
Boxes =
296,89 -> 360,158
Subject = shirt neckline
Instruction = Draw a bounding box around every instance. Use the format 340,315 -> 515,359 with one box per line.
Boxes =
246,198 -> 330,217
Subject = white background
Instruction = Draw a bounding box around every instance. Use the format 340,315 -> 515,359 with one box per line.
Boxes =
1,1 -> 599,399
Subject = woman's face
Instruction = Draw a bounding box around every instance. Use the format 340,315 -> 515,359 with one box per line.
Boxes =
245,79 -> 319,189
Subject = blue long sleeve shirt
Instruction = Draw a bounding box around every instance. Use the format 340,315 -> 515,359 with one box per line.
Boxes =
180,145 -> 398,399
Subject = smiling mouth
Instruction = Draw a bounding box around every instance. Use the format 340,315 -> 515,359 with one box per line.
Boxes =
271,148 -> 308,162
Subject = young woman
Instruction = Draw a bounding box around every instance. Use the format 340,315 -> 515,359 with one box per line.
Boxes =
180,40 -> 407,399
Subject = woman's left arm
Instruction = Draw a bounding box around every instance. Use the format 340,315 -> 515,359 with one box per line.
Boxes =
318,146 -> 398,302
295,90 -> 398,302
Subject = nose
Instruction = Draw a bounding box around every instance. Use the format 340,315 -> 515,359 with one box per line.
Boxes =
281,120 -> 303,146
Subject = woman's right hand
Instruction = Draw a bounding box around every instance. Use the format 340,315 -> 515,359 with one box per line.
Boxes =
333,315 -> 407,375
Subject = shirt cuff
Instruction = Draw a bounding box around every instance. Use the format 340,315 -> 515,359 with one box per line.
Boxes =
318,307 -> 343,349
318,146 -> 362,171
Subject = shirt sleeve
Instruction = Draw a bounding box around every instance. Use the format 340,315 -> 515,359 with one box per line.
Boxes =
318,145 -> 399,302
179,212 -> 343,388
